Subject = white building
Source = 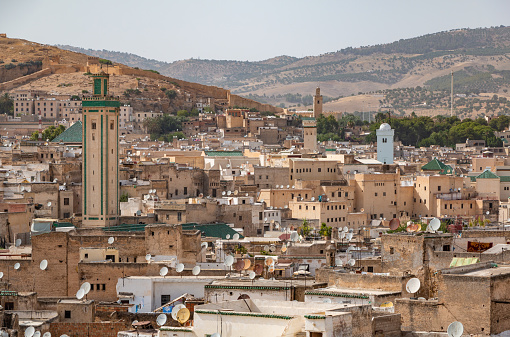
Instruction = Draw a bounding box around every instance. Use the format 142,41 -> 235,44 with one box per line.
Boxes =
376,123 -> 394,164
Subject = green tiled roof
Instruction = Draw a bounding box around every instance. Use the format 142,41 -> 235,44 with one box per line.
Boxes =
301,117 -> 316,121
51,121 -> 82,143
471,169 -> 499,182
102,222 -> 243,239
500,176 -> 510,182
181,223 -> 244,240
421,158 -> 453,175
204,151 -> 243,157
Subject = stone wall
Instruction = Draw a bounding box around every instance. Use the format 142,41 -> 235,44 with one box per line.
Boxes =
372,313 -> 401,337
49,322 -> 126,337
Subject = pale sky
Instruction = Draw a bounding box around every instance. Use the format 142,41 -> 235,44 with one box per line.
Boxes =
1,0 -> 509,63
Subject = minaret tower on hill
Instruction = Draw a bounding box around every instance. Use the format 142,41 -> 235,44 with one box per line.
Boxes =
313,87 -> 323,118
82,72 -> 120,228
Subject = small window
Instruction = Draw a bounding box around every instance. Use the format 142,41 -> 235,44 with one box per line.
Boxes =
64,310 -> 71,319
91,121 -> 97,130
390,247 -> 394,254
64,198 -> 69,205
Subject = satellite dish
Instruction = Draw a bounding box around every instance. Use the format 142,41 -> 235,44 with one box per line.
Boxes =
47,202 -> 52,207
15,239 -> 22,247
389,218 -> 400,230
145,254 -> 151,261
447,322 -> 464,337
171,304 -> 186,320
222,191 -> 226,196
34,331 -> 41,337
192,266 -> 201,276
339,232 -> 346,239
14,263 -> 20,270
348,259 -> 355,266
242,259 -> 251,270
226,234 -> 231,240
486,211 -> 490,215
25,327 -> 35,337
76,288 -> 85,300
227,191 -> 231,196
233,233 -> 240,240
108,237 -> 114,244
176,263 -> 184,273
406,278 -> 421,293
43,333 -> 51,337
380,301 -> 394,308
290,232 -> 299,242
430,218 -> 440,231
263,245 -> 270,251
335,258 -> 343,266
40,260 -> 48,270
156,313 -> 167,326
249,271 -> 256,279
201,242 -> 208,250
275,185 -> 279,188
343,226 -> 348,232
0,272 -> 3,279
177,308 -> 190,323
225,255 -> 234,267
234,259 -> 245,271
160,267 -> 168,277
211,333 -> 221,337
81,282 -> 91,295
265,257 -> 274,266
323,298 -> 332,303
281,246 -> 287,253
311,197 -> 315,201
254,264 -> 263,275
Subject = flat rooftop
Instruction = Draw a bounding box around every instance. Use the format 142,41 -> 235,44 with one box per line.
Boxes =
306,286 -> 401,296
461,266 -> 510,277
207,279 -> 324,288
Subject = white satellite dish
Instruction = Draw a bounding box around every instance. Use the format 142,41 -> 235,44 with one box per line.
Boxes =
201,242 -> 208,250
335,258 -> 343,267
429,218 -> 440,231
447,321 -> 464,337
25,327 -> 35,337
286,185 -> 290,188
211,333 -> 221,337
43,333 -> 51,337
406,278 -> 421,294
311,197 -> 315,201
108,237 -> 114,244
225,255 -> 234,267
339,232 -> 346,239
81,282 -> 91,295
222,191 -> 226,196
275,185 -> 279,188
156,313 -> 167,326
171,303 -> 186,321
227,191 -> 231,196
192,266 -> 201,276
348,259 -> 355,266
47,202 -> 52,207
249,271 -> 256,279
486,211 -> 490,215
233,233 -> 240,240
0,272 -> 3,279
15,239 -> 22,247
290,232 -> 299,242
343,226 -> 348,232
14,263 -> 20,270
264,245 -> 270,252
323,298 -> 332,303
176,263 -> 184,273
226,234 -> 231,240
76,288 -> 85,300
145,254 -> 151,261
160,267 -> 168,277
40,260 -> 48,270
34,331 -> 41,337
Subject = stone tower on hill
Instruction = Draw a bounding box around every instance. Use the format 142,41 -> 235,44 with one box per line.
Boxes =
313,87 -> 323,118
82,72 -> 120,228
377,123 -> 394,164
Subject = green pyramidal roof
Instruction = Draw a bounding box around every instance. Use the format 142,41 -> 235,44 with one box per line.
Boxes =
475,169 -> 499,180
422,158 -> 453,175
51,121 -> 82,143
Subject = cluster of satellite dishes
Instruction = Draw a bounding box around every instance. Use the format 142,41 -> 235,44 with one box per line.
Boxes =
23,327 -> 52,337
224,254 -> 260,279
274,185 -> 291,189
339,227 -> 353,241
225,233 -> 240,241
76,282 -> 91,300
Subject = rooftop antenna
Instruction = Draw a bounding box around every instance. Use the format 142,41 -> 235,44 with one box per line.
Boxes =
447,321 -> 464,337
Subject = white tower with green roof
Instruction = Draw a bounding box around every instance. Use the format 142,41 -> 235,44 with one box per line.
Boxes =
82,72 -> 120,228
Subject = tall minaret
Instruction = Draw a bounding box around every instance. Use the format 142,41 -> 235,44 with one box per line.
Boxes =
313,87 -> 323,118
82,72 -> 120,228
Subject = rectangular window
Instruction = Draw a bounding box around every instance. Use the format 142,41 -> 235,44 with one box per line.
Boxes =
161,295 -> 171,305
64,198 -> 69,205
91,121 -> 97,129
64,310 -> 71,319
184,187 -> 188,195
177,212 -> 182,221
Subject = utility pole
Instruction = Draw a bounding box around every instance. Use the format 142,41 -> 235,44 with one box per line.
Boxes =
450,70 -> 454,117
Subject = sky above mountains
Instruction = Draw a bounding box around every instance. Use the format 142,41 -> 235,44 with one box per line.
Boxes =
2,0 -> 510,63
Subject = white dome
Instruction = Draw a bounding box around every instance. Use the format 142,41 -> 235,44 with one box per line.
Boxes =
379,123 -> 391,131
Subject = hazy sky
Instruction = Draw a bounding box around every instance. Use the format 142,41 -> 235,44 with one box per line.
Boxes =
2,0 -> 509,63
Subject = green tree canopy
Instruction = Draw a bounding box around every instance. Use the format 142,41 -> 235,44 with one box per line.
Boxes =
30,125 -> 66,141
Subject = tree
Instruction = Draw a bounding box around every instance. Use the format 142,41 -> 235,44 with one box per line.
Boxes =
0,93 -> 13,116
30,125 -> 66,141
119,192 -> 129,203
300,219 -> 312,237
319,223 -> 332,238
99,59 -> 112,65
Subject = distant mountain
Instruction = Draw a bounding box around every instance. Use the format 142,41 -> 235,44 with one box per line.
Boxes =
59,26 -> 510,103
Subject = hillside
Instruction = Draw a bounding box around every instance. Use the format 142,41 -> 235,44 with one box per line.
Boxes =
0,36 -> 281,115
58,26 -> 510,107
